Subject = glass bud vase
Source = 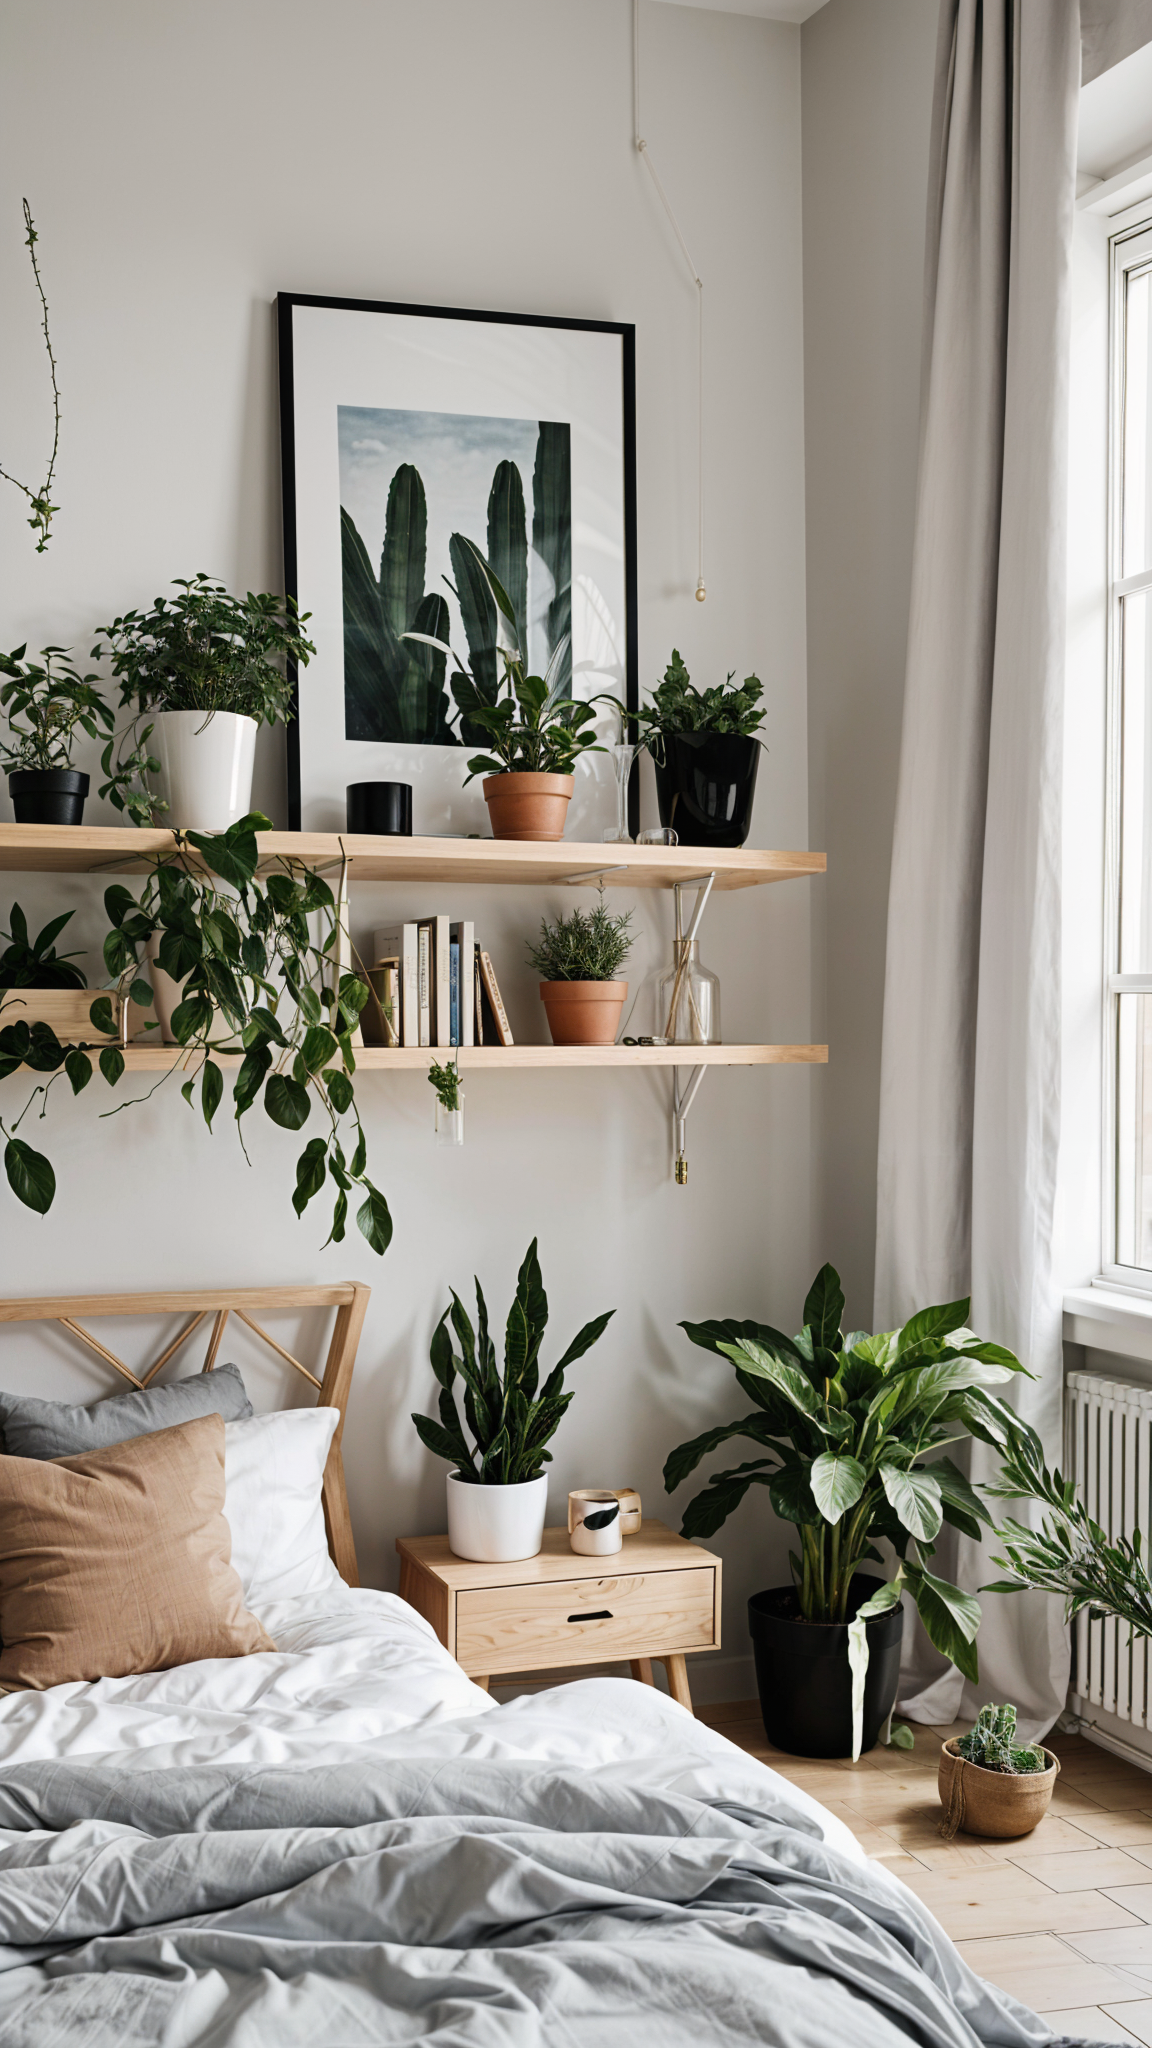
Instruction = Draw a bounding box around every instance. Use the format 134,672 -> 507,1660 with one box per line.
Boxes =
434,1095 -> 465,1147
656,938 -> 721,1045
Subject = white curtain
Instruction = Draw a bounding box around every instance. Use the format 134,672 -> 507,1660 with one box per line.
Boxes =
873,0 -> 1081,1741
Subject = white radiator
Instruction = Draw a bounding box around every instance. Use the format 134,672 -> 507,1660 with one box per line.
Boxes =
1065,1370 -> 1152,1724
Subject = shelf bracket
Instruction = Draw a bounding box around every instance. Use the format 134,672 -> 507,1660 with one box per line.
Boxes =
558,864 -> 629,887
672,1063 -> 708,1185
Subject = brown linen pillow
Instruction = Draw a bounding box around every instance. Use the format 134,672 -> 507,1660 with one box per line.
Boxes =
0,1411 -> 274,1691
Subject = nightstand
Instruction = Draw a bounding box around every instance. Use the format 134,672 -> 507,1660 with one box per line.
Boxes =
395,1517 -> 721,1714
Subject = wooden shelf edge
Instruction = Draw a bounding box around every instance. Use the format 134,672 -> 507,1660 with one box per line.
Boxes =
0,824 -> 825,891
8,1042 -> 828,1075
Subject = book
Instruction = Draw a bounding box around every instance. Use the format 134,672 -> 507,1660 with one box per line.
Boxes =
449,938 -> 459,1047
416,924 -> 432,1047
363,959 -> 399,1046
373,924 -> 418,1047
449,920 -> 475,1045
432,915 -> 451,1048
474,950 -> 485,1046
478,948 -> 514,1047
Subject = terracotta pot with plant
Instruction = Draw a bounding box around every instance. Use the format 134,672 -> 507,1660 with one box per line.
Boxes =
526,894 -> 634,1046
412,1238 -> 615,1562
938,1703 -> 1058,1840
402,538 -> 615,842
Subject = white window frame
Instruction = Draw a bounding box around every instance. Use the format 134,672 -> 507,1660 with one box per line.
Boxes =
1102,203 -> 1152,1286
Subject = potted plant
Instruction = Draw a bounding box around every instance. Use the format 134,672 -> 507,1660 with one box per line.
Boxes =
938,1703 -> 1057,1840
634,651 -> 765,849
412,1238 -> 614,1561
663,1262 -> 1030,1759
1,645 -> 115,824
94,575 -> 316,830
526,896 -> 634,1046
403,539 -> 612,841
428,1055 -> 463,1146
0,903 -> 120,1044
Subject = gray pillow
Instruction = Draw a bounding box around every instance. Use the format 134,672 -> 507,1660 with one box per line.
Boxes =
0,1364 -> 253,1461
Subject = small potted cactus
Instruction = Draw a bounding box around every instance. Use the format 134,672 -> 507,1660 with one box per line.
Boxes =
938,1703 -> 1058,1840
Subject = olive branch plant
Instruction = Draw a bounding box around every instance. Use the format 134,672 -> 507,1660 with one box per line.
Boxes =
0,812 -> 392,1254
0,202 -> 61,552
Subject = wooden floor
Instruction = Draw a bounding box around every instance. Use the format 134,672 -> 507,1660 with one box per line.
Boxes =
701,1701 -> 1152,2046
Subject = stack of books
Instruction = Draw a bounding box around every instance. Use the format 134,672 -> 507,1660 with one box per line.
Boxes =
367,921 -> 514,1049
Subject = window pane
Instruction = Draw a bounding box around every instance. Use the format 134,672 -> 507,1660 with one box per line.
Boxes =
1124,266 -> 1152,578
1118,591 -> 1152,967
1115,991 -> 1152,1268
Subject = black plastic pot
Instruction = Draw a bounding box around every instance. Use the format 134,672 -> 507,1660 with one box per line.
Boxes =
8,769 -> 89,826
748,1574 -> 904,1758
653,733 -> 760,848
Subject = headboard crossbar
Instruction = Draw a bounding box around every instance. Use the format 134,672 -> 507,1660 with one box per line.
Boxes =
0,1284 -> 371,1587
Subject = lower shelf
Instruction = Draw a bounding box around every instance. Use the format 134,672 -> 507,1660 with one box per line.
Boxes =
73,1042 -> 827,1072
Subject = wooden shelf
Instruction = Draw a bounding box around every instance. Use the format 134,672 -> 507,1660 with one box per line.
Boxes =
0,825 -> 824,892
85,1041 -> 827,1073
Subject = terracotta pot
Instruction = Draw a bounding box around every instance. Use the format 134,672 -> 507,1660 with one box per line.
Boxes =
539,980 -> 628,1046
938,1738 -> 1059,1839
482,773 -> 573,842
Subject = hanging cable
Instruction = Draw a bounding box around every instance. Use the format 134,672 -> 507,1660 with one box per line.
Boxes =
633,0 -> 706,602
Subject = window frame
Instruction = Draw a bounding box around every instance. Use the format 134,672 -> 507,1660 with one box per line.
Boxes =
1101,205 -> 1152,1286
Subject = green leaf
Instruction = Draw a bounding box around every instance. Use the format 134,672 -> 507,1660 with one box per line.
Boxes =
201,1058 -> 224,1131
906,1563 -> 981,1683
768,1463 -> 821,1527
663,1413 -> 782,1494
233,1043 -> 273,1114
548,1308 -> 614,1377
186,818 -> 260,889
412,1410 -> 471,1468
719,1338 -> 827,1426
322,1067 -> 354,1115
292,1136 -> 328,1217
356,1181 -> 393,1255
803,1263 -> 845,1350
896,1297 -> 971,1358
4,1137 -> 55,1213
264,1073 -> 311,1130
886,1721 -> 915,1750
854,1574 -> 905,1622
64,1048 -> 92,1095
300,1024 -> 337,1073
98,1046 -> 125,1086
326,1188 -> 348,1245
809,1450 -> 867,1522
679,1465 -> 774,1540
879,1464 -> 944,1542
88,996 -> 115,1036
919,1455 -> 991,1529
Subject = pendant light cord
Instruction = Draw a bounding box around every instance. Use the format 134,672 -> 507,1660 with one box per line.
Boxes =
633,0 -> 706,602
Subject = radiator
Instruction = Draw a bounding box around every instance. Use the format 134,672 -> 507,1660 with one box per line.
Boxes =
1065,1370 -> 1152,1723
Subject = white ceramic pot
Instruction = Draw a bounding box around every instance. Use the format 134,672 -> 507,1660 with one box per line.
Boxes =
152,709 -> 257,830
446,1471 -> 547,1562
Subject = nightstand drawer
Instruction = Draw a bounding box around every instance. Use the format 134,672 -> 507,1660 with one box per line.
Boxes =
454,1565 -> 717,1676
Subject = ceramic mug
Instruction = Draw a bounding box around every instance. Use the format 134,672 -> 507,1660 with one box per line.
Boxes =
568,1487 -> 641,1555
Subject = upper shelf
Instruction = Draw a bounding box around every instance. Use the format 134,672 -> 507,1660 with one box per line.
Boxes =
0,826 -> 825,892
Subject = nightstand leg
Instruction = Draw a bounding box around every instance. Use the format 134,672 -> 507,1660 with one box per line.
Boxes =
661,1654 -> 694,1713
630,1658 -> 655,1687
471,1675 -> 490,1692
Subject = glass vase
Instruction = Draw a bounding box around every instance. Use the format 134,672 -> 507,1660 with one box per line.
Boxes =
656,939 -> 721,1045
434,1096 -> 465,1147
602,742 -> 636,844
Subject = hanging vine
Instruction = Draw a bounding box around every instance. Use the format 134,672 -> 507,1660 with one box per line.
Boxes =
0,201 -> 61,553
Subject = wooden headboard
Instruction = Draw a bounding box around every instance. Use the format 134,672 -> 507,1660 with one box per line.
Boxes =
0,1284 -> 371,1586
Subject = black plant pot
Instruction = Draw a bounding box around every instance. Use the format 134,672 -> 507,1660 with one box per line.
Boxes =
748,1574 -> 904,1759
653,733 -> 760,848
8,769 -> 90,827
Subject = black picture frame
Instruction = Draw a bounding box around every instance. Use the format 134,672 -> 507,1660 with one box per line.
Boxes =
276,293 -> 639,835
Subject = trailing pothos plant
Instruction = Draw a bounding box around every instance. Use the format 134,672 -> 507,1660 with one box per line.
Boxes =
0,812 -> 391,1253
664,1263 -> 1032,1754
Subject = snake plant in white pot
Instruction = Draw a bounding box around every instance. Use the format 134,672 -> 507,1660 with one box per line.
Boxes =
664,1264 -> 1031,1759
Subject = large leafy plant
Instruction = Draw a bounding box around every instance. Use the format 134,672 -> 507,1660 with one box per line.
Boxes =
0,645 -> 113,774
0,905 -> 85,990
634,650 -> 764,757
664,1263 -> 1031,1690
413,1239 -> 613,1484
0,813 -> 391,1253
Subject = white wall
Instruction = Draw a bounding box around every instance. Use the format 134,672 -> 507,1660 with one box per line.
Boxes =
800,0 -> 937,1328
0,0 -> 816,1696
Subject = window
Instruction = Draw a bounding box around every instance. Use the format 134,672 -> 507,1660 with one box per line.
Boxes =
1105,213 -> 1152,1277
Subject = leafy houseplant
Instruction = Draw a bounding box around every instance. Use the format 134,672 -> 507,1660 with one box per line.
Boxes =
412,1238 -> 614,1562
95,575 -> 316,830
938,1702 -> 1057,1842
428,1055 -> 463,1147
0,812 -> 391,1255
0,645 -> 114,824
663,1262 -> 1030,1758
635,650 -> 765,850
0,906 -> 85,991
525,896 -> 634,1047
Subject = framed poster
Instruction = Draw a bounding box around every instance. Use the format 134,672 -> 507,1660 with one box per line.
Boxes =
277,294 -> 638,837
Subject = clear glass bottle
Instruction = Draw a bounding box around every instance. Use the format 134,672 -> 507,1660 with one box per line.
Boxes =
434,1095 -> 465,1146
656,937 -> 720,1045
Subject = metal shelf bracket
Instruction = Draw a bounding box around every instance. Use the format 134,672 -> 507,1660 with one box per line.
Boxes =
672,1063 -> 708,1184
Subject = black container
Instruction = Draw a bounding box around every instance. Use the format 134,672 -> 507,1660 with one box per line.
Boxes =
748,1574 -> 904,1758
8,769 -> 90,826
346,781 -> 413,836
653,733 -> 760,848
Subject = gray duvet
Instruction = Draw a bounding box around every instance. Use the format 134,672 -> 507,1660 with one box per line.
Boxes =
0,1750 -> 1100,2046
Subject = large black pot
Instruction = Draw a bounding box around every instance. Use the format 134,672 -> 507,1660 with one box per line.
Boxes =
653,733 -> 760,848
748,1574 -> 904,1758
8,769 -> 89,826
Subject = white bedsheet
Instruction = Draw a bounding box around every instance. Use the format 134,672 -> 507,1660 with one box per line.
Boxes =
0,1583 -> 863,1863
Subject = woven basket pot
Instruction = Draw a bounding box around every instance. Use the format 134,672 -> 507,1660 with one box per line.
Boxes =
938,1738 -> 1059,1840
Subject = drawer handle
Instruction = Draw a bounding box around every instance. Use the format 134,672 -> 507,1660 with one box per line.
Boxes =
569,1609 -> 613,1622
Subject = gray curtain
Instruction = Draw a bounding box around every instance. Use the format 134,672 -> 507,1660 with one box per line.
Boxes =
873,0 -> 1081,1740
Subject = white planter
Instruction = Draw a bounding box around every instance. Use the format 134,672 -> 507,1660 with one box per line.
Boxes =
152,709 -> 257,830
146,934 -> 232,1046
446,1471 -> 547,1562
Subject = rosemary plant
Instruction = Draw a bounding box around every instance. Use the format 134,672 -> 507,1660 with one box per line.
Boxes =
525,897 -> 634,983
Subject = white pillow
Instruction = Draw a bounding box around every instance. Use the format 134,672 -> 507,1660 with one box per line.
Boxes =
224,1407 -> 341,1606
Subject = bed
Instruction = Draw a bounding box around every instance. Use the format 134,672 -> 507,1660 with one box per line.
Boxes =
0,1286 -> 1092,2046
